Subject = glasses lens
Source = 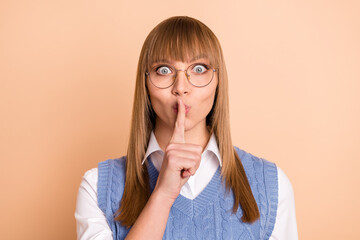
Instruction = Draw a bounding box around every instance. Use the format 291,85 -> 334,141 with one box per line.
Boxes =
187,63 -> 214,87
149,65 -> 175,88
148,63 -> 215,88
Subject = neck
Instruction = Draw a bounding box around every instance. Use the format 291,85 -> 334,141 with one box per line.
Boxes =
154,119 -> 210,151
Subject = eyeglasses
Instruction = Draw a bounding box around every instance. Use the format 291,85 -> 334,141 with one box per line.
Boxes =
146,63 -> 217,89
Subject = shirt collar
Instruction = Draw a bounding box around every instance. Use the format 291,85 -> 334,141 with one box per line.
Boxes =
141,131 -> 222,167
204,133 -> 222,167
141,131 -> 163,165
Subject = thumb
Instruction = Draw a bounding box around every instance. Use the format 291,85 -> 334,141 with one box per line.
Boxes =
170,99 -> 185,143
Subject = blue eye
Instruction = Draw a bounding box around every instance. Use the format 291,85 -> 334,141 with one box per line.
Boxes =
156,66 -> 172,75
192,64 -> 207,74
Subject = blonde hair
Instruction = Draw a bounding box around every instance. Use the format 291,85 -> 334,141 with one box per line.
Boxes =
116,16 -> 259,227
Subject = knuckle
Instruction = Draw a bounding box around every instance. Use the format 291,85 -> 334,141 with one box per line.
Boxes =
167,152 -> 175,161
165,148 -> 172,156
165,152 -> 175,163
166,144 -> 175,152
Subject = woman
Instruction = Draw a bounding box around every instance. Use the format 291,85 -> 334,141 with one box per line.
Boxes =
75,16 -> 298,239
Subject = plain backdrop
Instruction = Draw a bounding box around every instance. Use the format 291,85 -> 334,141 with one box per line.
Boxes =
1,0 -> 359,239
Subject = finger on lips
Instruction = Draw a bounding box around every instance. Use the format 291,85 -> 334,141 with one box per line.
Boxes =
166,98 -> 202,179
170,99 -> 185,144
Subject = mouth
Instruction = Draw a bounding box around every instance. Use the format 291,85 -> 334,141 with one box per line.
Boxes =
173,103 -> 191,114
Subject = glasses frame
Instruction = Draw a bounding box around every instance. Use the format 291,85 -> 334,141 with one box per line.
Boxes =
145,63 -> 217,89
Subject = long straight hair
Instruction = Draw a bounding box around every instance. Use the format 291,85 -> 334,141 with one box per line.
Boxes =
116,16 -> 259,227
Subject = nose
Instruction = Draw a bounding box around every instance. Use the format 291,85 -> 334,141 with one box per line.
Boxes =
171,70 -> 190,96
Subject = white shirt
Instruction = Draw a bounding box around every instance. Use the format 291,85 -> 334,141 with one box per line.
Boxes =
75,132 -> 298,239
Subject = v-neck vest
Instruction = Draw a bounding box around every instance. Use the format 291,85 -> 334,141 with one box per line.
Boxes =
98,147 -> 278,240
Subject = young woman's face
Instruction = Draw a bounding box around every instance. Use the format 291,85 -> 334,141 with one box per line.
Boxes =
146,58 -> 218,135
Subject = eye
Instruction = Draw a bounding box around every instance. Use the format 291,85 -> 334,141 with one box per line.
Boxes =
191,64 -> 208,74
156,66 -> 172,75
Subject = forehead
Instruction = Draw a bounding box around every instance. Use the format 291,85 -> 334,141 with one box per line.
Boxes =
149,54 -> 215,70
151,55 -> 210,66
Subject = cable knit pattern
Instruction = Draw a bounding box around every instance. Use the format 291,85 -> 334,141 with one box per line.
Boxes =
171,209 -> 190,239
253,156 -> 267,236
98,157 -> 129,239
194,204 -> 214,239
262,160 -> 278,239
219,189 -> 234,239
97,147 -> 278,240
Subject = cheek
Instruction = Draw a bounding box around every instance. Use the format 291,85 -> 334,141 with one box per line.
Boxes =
149,95 -> 162,112
147,91 -> 170,118
147,83 -> 162,111
203,84 -> 217,108
194,89 -> 217,119
204,94 -> 216,114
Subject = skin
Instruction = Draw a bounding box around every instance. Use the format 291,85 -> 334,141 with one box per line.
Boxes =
125,59 -> 218,239
150,59 -> 218,150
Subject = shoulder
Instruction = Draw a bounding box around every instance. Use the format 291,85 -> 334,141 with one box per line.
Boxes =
82,167 -> 98,183
271,166 -> 298,239
233,146 -> 278,198
98,156 -> 127,172
97,156 -> 127,214
97,156 -> 127,184
97,156 -> 127,186
76,168 -> 114,239
97,157 -> 127,187
233,145 -> 277,179
233,146 -> 280,238
79,156 -> 127,193
233,146 -> 277,174
76,168 -> 99,203
276,166 -> 295,205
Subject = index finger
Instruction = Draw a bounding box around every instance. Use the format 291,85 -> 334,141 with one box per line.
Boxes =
170,98 -> 185,143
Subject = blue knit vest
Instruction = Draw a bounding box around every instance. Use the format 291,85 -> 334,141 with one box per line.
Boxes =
98,147 -> 278,240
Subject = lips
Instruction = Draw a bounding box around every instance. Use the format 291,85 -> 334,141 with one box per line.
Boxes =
173,102 -> 191,114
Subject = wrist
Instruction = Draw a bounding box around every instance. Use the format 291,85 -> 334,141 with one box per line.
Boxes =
150,189 -> 176,208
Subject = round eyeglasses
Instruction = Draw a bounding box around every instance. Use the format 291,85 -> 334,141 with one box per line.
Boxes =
146,63 -> 217,89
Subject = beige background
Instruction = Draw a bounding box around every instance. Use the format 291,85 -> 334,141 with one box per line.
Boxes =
1,0 -> 359,239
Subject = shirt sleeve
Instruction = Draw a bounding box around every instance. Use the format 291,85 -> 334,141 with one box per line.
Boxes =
75,168 -> 113,240
269,166 -> 298,240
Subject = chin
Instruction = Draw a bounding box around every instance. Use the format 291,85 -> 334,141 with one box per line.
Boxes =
184,119 -> 204,132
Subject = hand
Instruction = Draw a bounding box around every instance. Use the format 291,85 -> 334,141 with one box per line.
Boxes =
153,99 -> 203,202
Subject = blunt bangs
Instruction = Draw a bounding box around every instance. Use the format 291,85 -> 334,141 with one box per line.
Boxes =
144,16 -> 220,71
